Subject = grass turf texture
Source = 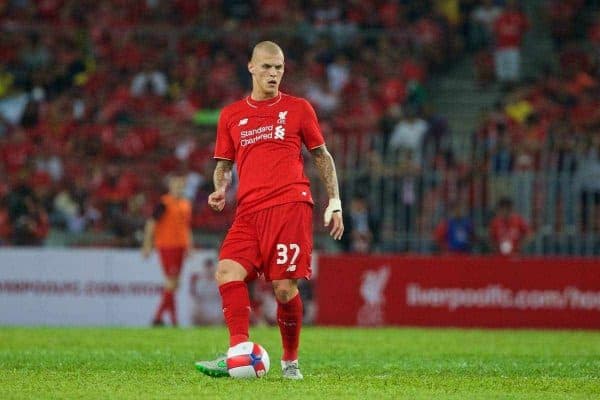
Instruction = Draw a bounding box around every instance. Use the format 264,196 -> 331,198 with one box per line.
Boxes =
1,327 -> 599,399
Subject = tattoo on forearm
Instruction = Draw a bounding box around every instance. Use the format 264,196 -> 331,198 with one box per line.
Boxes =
214,160 -> 233,191
311,146 -> 340,199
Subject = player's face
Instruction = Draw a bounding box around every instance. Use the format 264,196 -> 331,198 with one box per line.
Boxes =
248,49 -> 284,98
169,176 -> 187,197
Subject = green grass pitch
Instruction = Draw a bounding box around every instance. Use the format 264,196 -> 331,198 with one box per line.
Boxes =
1,326 -> 599,399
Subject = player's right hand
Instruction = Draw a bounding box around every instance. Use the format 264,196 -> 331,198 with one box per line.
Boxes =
208,189 -> 226,212
141,246 -> 152,260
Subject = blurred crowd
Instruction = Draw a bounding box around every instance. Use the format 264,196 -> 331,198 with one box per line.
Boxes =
1,0 -> 599,255
336,0 -> 600,255
466,0 -> 600,253
0,0 -> 472,247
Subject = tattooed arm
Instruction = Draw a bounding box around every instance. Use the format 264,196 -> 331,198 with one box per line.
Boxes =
208,159 -> 233,212
310,145 -> 344,240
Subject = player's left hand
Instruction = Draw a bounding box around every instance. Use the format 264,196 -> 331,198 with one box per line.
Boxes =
324,199 -> 344,240
328,211 -> 344,240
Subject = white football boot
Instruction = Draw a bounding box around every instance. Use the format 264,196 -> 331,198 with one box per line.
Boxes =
281,360 -> 303,380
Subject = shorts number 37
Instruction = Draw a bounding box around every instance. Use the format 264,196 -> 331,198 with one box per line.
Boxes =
276,243 -> 300,272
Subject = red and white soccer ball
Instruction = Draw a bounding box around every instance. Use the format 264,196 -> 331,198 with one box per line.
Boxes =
226,341 -> 270,379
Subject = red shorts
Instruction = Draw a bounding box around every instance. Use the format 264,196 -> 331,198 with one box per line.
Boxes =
219,202 -> 313,282
158,247 -> 185,277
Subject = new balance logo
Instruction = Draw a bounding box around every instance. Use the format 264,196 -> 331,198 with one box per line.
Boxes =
223,306 -> 252,312
286,264 -> 297,272
275,125 -> 285,140
238,118 -> 248,126
278,110 -> 288,124
278,319 -> 297,326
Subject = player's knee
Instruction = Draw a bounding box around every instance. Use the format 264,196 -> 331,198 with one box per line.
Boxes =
165,277 -> 178,291
272,280 -> 298,303
215,260 -> 247,285
214,268 -> 228,285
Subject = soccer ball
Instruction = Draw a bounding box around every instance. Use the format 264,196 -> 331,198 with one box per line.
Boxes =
226,341 -> 270,379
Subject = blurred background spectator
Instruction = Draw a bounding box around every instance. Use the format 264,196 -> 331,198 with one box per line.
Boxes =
434,200 -> 475,254
341,193 -> 379,253
489,196 -> 531,255
492,0 -> 529,87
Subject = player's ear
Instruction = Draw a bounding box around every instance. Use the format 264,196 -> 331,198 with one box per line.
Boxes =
248,61 -> 254,75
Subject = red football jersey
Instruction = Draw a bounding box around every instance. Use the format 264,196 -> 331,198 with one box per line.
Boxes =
214,92 -> 325,216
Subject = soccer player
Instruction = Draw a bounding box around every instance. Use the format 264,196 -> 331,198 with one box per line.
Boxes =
195,41 -> 344,379
142,173 -> 192,326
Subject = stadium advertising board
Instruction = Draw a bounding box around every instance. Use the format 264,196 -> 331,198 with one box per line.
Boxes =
0,249 -> 221,326
316,255 -> 600,329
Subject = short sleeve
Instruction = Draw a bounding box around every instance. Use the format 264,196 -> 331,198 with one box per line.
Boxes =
214,108 -> 235,160
300,99 -> 325,150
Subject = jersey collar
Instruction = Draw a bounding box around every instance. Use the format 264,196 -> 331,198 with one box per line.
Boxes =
246,92 -> 283,108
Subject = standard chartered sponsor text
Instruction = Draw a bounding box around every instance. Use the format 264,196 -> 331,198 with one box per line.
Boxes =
406,284 -> 600,311
240,125 -> 273,147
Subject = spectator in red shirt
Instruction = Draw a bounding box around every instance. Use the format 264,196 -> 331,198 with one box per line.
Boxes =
489,197 -> 531,255
1,129 -> 34,174
493,0 -> 529,85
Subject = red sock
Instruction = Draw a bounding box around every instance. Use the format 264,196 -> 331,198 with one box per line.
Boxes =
154,289 -> 168,321
219,281 -> 250,346
165,290 -> 177,326
277,293 -> 303,361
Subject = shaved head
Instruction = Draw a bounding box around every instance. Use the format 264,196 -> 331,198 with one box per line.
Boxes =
251,41 -> 284,62
248,40 -> 285,100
